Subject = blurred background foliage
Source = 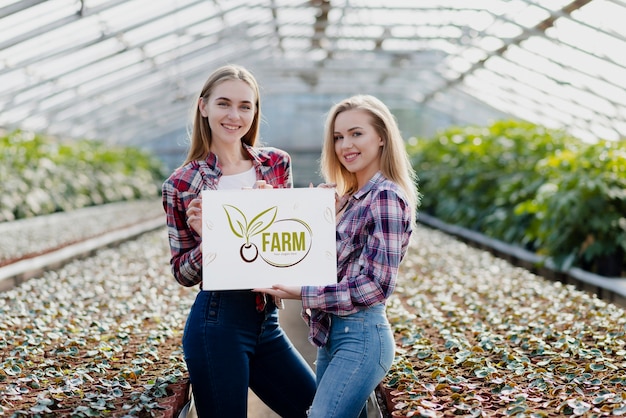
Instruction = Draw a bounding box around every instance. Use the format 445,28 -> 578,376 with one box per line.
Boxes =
408,120 -> 626,277
0,130 -> 166,222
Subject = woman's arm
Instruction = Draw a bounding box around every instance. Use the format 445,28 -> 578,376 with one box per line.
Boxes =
301,189 -> 412,314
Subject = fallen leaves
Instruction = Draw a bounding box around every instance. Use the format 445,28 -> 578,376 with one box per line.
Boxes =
385,227 -> 626,417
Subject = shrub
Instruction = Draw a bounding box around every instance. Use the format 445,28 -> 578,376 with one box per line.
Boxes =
0,130 -> 166,222
408,120 -> 625,276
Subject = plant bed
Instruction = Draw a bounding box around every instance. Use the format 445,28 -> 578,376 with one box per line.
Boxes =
417,213 -> 626,308
6,210 -> 626,417
380,226 -> 626,417
0,200 -> 164,269
0,230 -> 195,417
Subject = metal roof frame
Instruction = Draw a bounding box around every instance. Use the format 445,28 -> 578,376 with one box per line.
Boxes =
1,0 -> 625,150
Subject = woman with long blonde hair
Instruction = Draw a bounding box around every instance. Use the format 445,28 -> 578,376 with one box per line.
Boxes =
258,94 -> 419,417
162,64 -> 316,417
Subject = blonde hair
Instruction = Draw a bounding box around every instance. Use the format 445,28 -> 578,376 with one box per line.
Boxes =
183,64 -> 261,166
320,94 -> 419,224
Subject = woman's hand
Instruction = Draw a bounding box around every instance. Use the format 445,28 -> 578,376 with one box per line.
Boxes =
253,180 -> 273,189
186,197 -> 203,236
253,285 -> 303,300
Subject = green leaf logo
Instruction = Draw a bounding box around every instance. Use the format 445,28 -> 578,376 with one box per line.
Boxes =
223,205 -> 278,262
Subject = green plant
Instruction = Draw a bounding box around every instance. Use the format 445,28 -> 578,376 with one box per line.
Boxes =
515,140 -> 626,272
0,130 -> 167,222
408,120 -> 625,276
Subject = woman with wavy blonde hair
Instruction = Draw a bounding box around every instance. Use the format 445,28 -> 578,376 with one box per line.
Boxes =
259,94 -> 419,417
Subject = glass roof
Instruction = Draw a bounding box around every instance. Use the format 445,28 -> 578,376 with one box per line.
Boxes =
1,0 -> 625,150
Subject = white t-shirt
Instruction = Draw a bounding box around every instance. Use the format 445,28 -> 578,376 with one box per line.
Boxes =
217,167 -> 256,190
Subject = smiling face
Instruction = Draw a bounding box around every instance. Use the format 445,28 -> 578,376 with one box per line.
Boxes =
333,108 -> 384,189
199,79 -> 256,150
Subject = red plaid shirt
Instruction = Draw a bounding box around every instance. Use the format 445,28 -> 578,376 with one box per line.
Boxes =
162,143 -> 292,288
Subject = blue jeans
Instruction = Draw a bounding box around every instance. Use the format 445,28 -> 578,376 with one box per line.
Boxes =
183,290 -> 316,417
307,304 -> 395,418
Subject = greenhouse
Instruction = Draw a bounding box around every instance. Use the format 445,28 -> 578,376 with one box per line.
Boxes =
1,1 -> 626,417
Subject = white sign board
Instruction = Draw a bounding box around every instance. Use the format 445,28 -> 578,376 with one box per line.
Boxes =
201,188 -> 337,290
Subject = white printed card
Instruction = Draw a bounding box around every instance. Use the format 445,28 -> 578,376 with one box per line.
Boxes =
201,188 -> 337,290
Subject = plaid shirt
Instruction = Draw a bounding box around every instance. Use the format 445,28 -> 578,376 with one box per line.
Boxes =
162,143 -> 292,287
301,172 -> 413,347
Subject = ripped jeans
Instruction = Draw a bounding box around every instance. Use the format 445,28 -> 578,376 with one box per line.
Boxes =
307,304 -> 394,418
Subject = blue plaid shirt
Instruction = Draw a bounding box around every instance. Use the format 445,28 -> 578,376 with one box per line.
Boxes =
301,172 -> 413,347
162,143 -> 292,287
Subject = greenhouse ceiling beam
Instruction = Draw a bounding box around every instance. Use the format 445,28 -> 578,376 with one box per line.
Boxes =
99,83 -> 427,149
70,64 -> 428,145
420,87 -> 512,127
94,109 -> 189,147
0,0 -> 252,97
462,84 -> 578,131
77,106 -> 187,146
0,0 -> 47,19
483,46 -> 626,121
531,25 -> 626,75
7,30 -> 441,140
88,96 -> 199,146
20,65 -> 436,144
469,66 -> 620,134
1,2 -> 508,116
419,0 -> 594,106
251,53 -> 445,76
44,94 -> 189,145
88,74 -> 367,144
279,32 -> 483,45
463,79 -> 621,141
505,37 -> 626,92
43,35 -> 270,117
607,0 -> 626,7
465,65 -> 623,135
284,4 -> 499,13
5,63 -> 192,141
310,0 -> 330,50
2,30 -> 211,109
445,20 -> 626,122
0,21 -> 258,131
536,3 -> 626,44
268,0 -> 284,53
57,46 -> 277,143
30,42 -> 268,141
0,0 -> 211,79
0,0 -> 129,51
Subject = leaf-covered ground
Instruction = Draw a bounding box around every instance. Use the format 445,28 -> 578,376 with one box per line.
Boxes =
0,230 -> 195,416
2,201 -> 625,417
385,227 -> 626,417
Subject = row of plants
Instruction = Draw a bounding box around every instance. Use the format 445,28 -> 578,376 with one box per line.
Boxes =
407,120 -> 626,277
382,225 -> 626,417
0,130 -> 166,223
0,229 -> 194,417
0,199 -> 163,267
